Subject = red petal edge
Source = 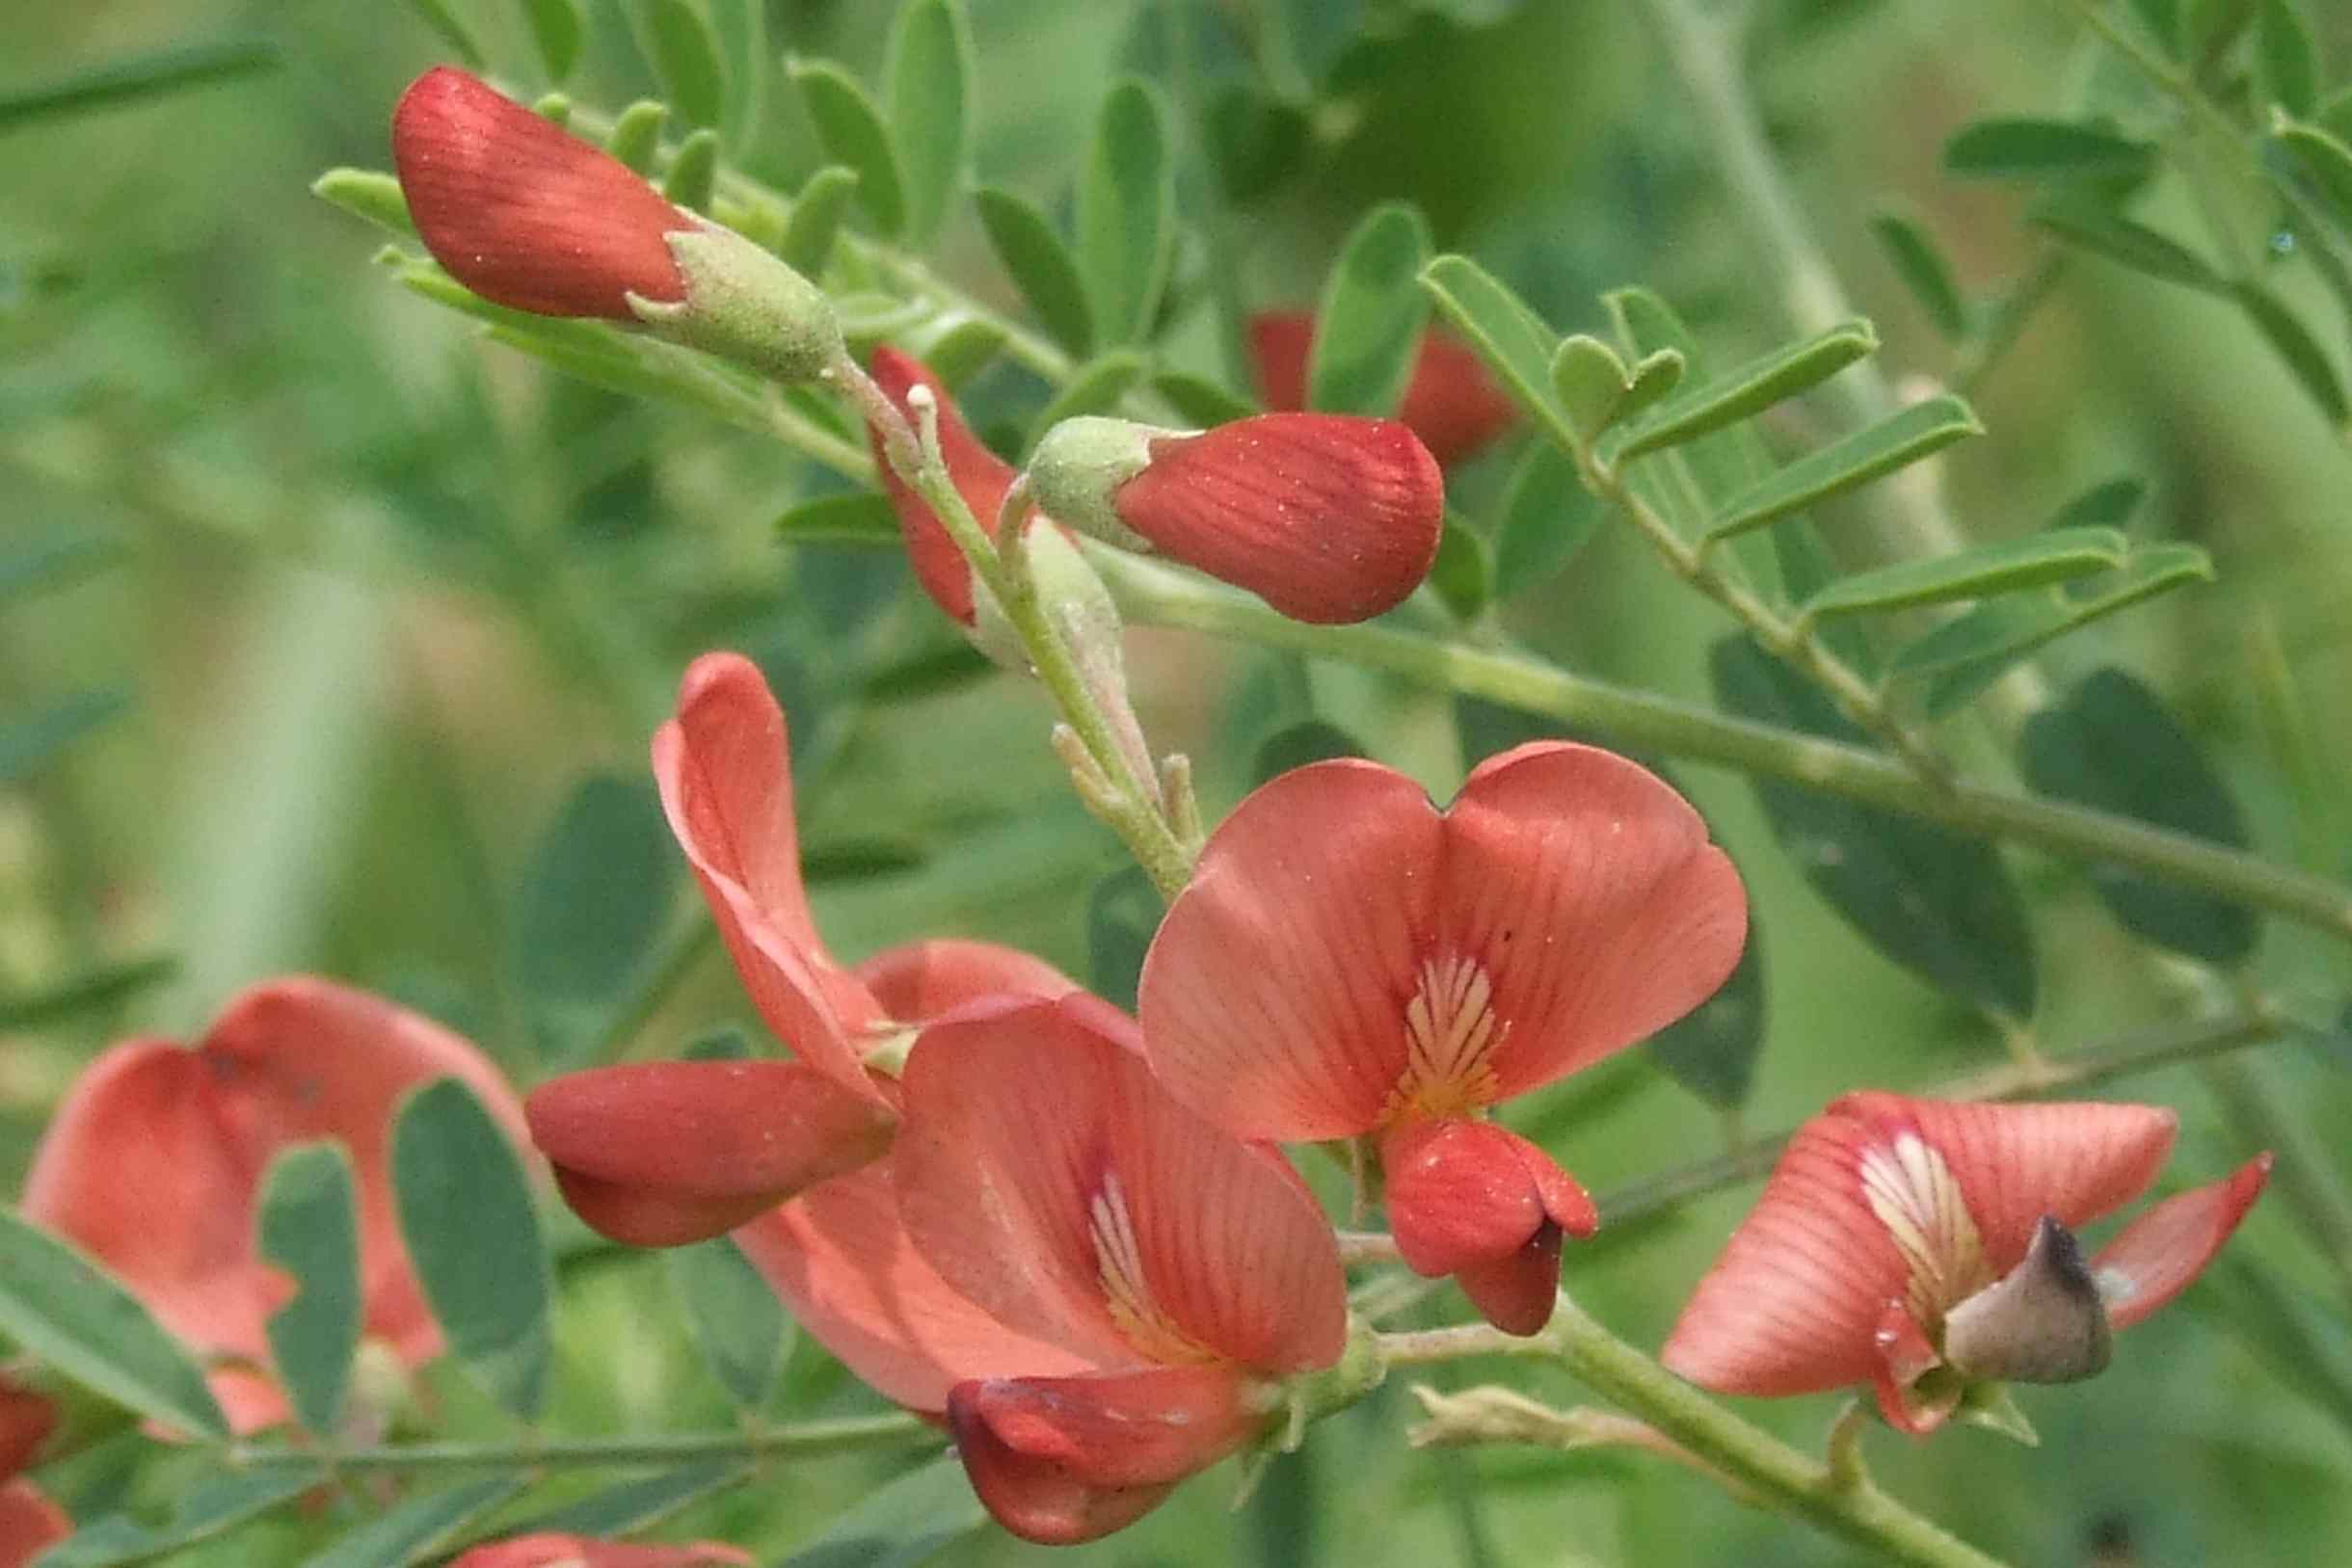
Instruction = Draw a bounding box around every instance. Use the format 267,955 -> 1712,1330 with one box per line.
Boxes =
2094,1152 -> 2273,1331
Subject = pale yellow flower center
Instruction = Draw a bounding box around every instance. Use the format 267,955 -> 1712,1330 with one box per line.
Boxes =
1858,1130 -> 1990,1328
1382,954 -> 1509,1124
1089,1171 -> 1216,1364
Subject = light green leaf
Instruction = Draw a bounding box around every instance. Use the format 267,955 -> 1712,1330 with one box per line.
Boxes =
1944,117 -> 2158,181
2232,280 -> 2350,429
790,60 -> 906,239
885,0 -> 974,246
903,312 -> 1006,386
2049,475 -> 2146,529
293,1476 -> 527,1568
2260,116 -> 2352,233
1418,254 -> 1569,444
1429,516 -> 1490,623
2257,0 -> 2319,119
662,126 -> 720,212
1610,318 -> 1878,460
521,0 -> 586,83
1151,369 -> 1256,425
1307,202 -> 1432,416
311,169 -> 414,238
0,527 -> 125,600
1869,209 -> 1969,340
1617,348 -> 1686,426
669,1236 -> 791,1410
404,0 -> 486,66
605,99 -> 668,174
776,492 -> 899,545
514,774 -> 679,1061
0,1208 -> 226,1439
1024,350 -> 1149,451
0,956 -> 178,1031
532,92 -> 572,127
391,1079 -> 553,1420
1078,78 -> 1175,345
1704,395 -> 1982,543
1890,545 -> 2215,716
780,166 -> 861,275
1,689 -> 129,786
1492,442 -> 1600,590
1086,865 -> 1161,1013
257,1144 -> 361,1437
632,0 -> 728,132
1548,333 -> 1630,444
0,37 -> 276,134
31,1469 -> 325,1568
706,0 -> 766,149
2028,199 -> 2227,292
976,186 -> 1094,357
777,1456 -> 989,1568
1799,526 -> 2130,621
500,1463 -> 752,1540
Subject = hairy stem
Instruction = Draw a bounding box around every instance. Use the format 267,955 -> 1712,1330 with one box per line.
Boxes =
227,1412 -> 933,1472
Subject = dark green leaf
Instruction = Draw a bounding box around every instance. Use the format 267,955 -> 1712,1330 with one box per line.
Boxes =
2029,200 -> 2228,291
1944,118 -> 2158,181
1868,210 -> 1970,340
976,186 -> 1095,358
632,0 -> 727,132
293,1476 -> 527,1568
2324,85 -> 2352,146
1252,719 -> 1364,785
521,0 -> 586,83
1493,442 -> 1601,591
1888,545 -> 2215,716
2050,475 -> 2146,530
1610,319 -> 1878,460
2232,280 -> 2350,428
2127,0 -> 2181,52
1308,202 -> 1433,416
778,1456 -> 988,1568
1024,350 -> 1149,450
0,691 -> 128,784
514,775 -> 679,1060
0,37 -> 276,133
668,1236 -> 790,1410
1799,527 -> 2131,621
1430,517 -> 1490,623
1419,255 -> 1569,444
0,528 -> 124,601
1704,395 -> 1982,542
1548,333 -> 1630,444
791,60 -> 907,239
1078,78 -> 1175,345
1086,864 -> 1162,1012
1647,916 -> 1766,1109
311,169 -> 415,238
391,1079 -> 553,1419
780,166 -> 861,276
404,0 -> 486,66
2020,667 -> 2259,964
0,955 -> 177,1030
1151,369 -> 1256,424
1206,85 -> 1309,203
885,0 -> 973,245
1711,636 -> 2038,1019
2260,118 -> 2352,234
606,99 -> 668,174
257,1144 -> 361,1436
501,1463 -> 752,1539
0,1208 -> 225,1439
2257,0 -> 2319,118
31,1469 -> 325,1568
662,127 -> 720,213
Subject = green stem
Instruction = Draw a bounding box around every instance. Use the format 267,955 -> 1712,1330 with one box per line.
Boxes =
227,1412 -> 933,1472
1092,552 -> 2352,943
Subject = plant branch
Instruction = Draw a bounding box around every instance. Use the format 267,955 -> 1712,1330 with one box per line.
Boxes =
227,1412 -> 933,1472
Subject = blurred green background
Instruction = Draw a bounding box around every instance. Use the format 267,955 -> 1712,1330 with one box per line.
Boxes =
6,0 -> 2352,1563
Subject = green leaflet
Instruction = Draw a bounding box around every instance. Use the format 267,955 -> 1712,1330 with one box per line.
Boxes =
976,185 -> 1095,358
885,0 -> 974,245
1419,254 -> 1570,446
1868,209 -> 1969,340
1703,395 -> 1982,543
1798,526 -> 2131,621
1077,79 -> 1175,346
0,37 -> 276,133
1307,202 -> 1432,417
792,60 -> 907,239
632,0 -> 728,132
1609,318 -> 1877,461
256,1143 -> 362,1436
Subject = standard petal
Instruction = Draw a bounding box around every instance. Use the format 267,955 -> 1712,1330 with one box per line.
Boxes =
1443,742 -> 1747,1102
896,996 -> 1349,1374
865,349 -> 1018,625
0,1480 -> 67,1568
653,652 -> 882,1096
1140,759 -> 1444,1140
733,1163 -> 1098,1414
449,1535 -> 753,1568
947,1366 -> 1253,1543
2094,1153 -> 2273,1331
527,1062 -> 895,1246
853,939 -> 1077,1022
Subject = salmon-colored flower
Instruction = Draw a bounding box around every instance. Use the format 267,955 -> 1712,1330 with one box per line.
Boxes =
1138,744 -> 1747,1334
448,1534 -> 751,1568
528,653 -> 1073,1246
21,978 -> 530,1435
392,66 -> 690,319
1248,309 -> 1520,467
862,348 -> 1017,625
738,993 -> 1349,1544
1661,1093 -> 2272,1433
0,1480 -> 67,1568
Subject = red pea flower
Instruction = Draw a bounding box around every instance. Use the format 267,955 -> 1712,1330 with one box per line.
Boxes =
1247,309 -> 1520,467
447,1534 -> 751,1568
527,652 -> 1073,1246
1138,744 -> 1747,1335
392,66 -> 691,320
0,1480 -> 67,1568
1661,1093 -> 2272,1434
1028,412 -> 1445,625
21,978 -> 530,1435
739,994 -> 1349,1544
862,348 -> 1017,625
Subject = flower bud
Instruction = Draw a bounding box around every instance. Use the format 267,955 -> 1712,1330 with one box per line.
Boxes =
1248,309 -> 1520,466
863,348 -> 1017,625
1029,412 -> 1444,624
1381,1117 -> 1595,1337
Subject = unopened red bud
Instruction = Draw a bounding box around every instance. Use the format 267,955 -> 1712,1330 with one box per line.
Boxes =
1248,309 -> 1520,466
392,66 -> 690,319
1032,412 -> 1444,625
864,348 -> 1017,625
1383,1118 -> 1595,1337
